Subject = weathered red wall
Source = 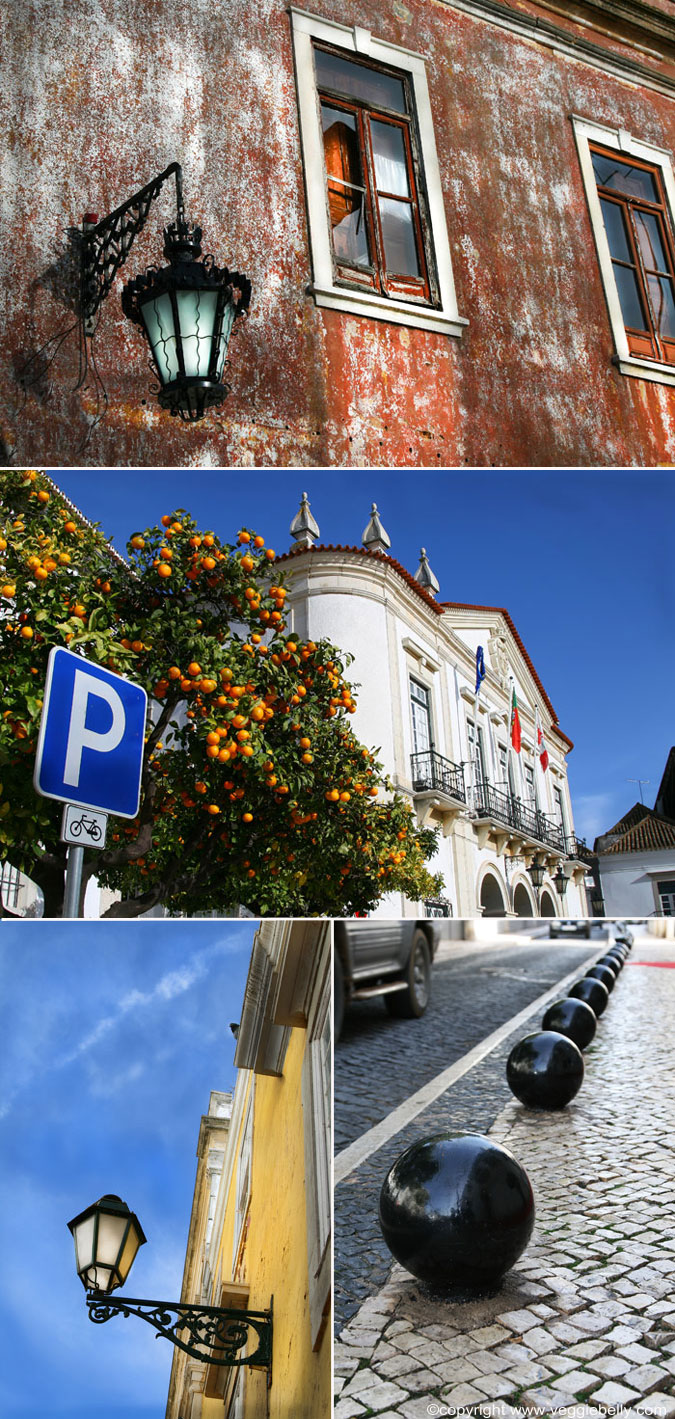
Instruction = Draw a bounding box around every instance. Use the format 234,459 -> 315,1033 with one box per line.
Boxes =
3,0 -> 675,466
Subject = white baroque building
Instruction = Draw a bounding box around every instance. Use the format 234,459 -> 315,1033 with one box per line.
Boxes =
280,497 -> 592,920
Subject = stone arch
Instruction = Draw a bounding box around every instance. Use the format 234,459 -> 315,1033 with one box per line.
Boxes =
513,879 -> 536,917
539,888 -> 557,917
478,869 -> 507,917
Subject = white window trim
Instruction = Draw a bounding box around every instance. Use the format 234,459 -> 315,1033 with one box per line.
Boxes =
232,1089 -> 253,1272
290,7 -> 467,337
572,114 -> 675,388
301,992 -> 331,1349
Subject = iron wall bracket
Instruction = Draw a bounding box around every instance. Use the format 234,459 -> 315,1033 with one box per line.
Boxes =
86,1290 -> 273,1384
80,162 -> 185,331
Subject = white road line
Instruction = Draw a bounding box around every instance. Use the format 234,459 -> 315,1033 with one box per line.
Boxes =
334,946 -> 601,1185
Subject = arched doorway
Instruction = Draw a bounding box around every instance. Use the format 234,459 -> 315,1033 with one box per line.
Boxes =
513,881 -> 535,918
479,872 -> 507,917
540,889 -> 557,917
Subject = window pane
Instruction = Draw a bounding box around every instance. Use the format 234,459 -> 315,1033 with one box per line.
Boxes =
600,197 -> 632,263
321,105 -> 371,267
612,262 -> 648,331
648,274 -> 675,337
371,121 -> 410,197
634,210 -> 669,273
410,682 -> 431,755
592,151 -> 659,203
378,197 -> 420,276
315,49 -> 406,113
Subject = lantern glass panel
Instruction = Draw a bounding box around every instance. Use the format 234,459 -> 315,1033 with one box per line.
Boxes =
175,289 -> 218,376
140,294 -> 179,384
96,1210 -> 130,1267
72,1212 -> 95,1274
215,303 -> 237,380
118,1222 -> 143,1285
88,1261 -> 116,1292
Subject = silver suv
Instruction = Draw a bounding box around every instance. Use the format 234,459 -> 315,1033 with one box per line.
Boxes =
334,920 -> 440,1037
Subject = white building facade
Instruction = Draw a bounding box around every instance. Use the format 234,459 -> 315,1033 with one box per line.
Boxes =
281,498 -> 591,919
595,806 -> 675,918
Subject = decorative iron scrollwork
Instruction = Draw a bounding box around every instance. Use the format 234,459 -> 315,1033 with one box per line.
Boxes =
86,1292 -> 273,1377
80,163 -> 185,327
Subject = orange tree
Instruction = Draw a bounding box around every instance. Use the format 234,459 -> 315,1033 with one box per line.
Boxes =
0,470 -> 443,917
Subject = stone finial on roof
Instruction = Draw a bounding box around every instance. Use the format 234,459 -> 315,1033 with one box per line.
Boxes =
414,547 -> 440,597
362,502 -> 391,554
290,492 -> 320,548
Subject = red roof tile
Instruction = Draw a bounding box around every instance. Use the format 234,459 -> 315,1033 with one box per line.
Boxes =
599,812 -> 675,855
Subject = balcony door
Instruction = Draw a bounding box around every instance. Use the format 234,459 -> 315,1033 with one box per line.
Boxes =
410,679 -> 432,757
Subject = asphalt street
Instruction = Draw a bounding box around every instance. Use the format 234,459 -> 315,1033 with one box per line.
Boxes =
334,932 -> 612,1332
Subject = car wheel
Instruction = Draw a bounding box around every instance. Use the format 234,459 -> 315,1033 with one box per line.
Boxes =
334,952 -> 345,1040
385,931 -> 431,1019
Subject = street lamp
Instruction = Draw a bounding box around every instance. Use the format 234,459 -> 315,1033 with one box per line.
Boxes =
67,1194 -> 272,1381
553,865 -> 568,899
527,859 -> 546,890
68,1193 -> 146,1293
81,162 -> 251,422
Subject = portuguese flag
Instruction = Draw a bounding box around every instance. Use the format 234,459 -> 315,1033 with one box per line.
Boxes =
510,684 -> 522,754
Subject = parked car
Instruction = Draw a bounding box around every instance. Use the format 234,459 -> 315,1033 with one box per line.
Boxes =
333,920 -> 440,1037
549,920 -> 592,938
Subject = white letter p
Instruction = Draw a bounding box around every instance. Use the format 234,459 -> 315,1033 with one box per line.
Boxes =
63,669 -> 126,787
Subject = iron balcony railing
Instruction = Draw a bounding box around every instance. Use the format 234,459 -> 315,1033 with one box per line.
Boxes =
410,750 -> 466,803
565,834 -> 595,863
471,780 -> 566,852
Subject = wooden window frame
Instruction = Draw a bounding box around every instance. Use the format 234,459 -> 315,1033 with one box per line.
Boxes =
590,142 -> 675,366
573,115 -> 675,387
317,49 -> 433,305
290,8 -> 467,337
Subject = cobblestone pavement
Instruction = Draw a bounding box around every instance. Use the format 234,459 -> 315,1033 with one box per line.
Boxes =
335,941 -> 598,1330
334,938 -> 675,1419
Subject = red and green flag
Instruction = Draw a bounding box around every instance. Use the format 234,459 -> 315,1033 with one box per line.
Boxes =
510,683 -> 522,754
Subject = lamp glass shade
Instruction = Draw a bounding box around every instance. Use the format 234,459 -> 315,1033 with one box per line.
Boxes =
215,302 -> 237,379
140,294 -> 179,384
68,1195 -> 146,1293
175,288 -> 218,376
72,1212 -> 95,1276
528,863 -> 545,888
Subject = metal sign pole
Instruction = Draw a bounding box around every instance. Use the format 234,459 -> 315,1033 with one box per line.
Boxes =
63,844 -> 85,919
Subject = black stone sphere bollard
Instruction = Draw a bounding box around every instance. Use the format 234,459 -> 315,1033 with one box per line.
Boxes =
378,1132 -> 535,1290
597,955 -> 621,977
542,996 -> 597,1050
586,964 -> 615,993
569,976 -> 610,1017
506,1031 -> 585,1109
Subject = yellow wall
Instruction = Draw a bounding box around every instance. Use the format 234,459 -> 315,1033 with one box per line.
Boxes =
214,1030 -> 329,1419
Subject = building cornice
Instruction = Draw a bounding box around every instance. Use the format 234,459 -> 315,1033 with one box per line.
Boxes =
437,0 -> 675,98
279,544 -> 574,749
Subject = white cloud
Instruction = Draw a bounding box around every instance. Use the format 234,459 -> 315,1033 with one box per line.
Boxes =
58,935 -> 240,1069
0,928 -> 252,1120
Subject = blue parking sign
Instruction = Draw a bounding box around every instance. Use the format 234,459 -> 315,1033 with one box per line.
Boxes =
34,648 -> 148,819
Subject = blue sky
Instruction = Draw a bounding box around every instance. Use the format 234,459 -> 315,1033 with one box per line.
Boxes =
50,468 -> 675,843
0,919 -> 257,1419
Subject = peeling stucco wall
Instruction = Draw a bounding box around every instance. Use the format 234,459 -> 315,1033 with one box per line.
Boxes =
3,0 -> 675,466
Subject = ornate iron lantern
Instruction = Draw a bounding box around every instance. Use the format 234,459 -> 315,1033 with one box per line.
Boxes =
527,859 -> 546,889
81,163 -> 251,422
68,1194 -> 272,1382
553,865 -> 568,898
68,1194 -> 146,1294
